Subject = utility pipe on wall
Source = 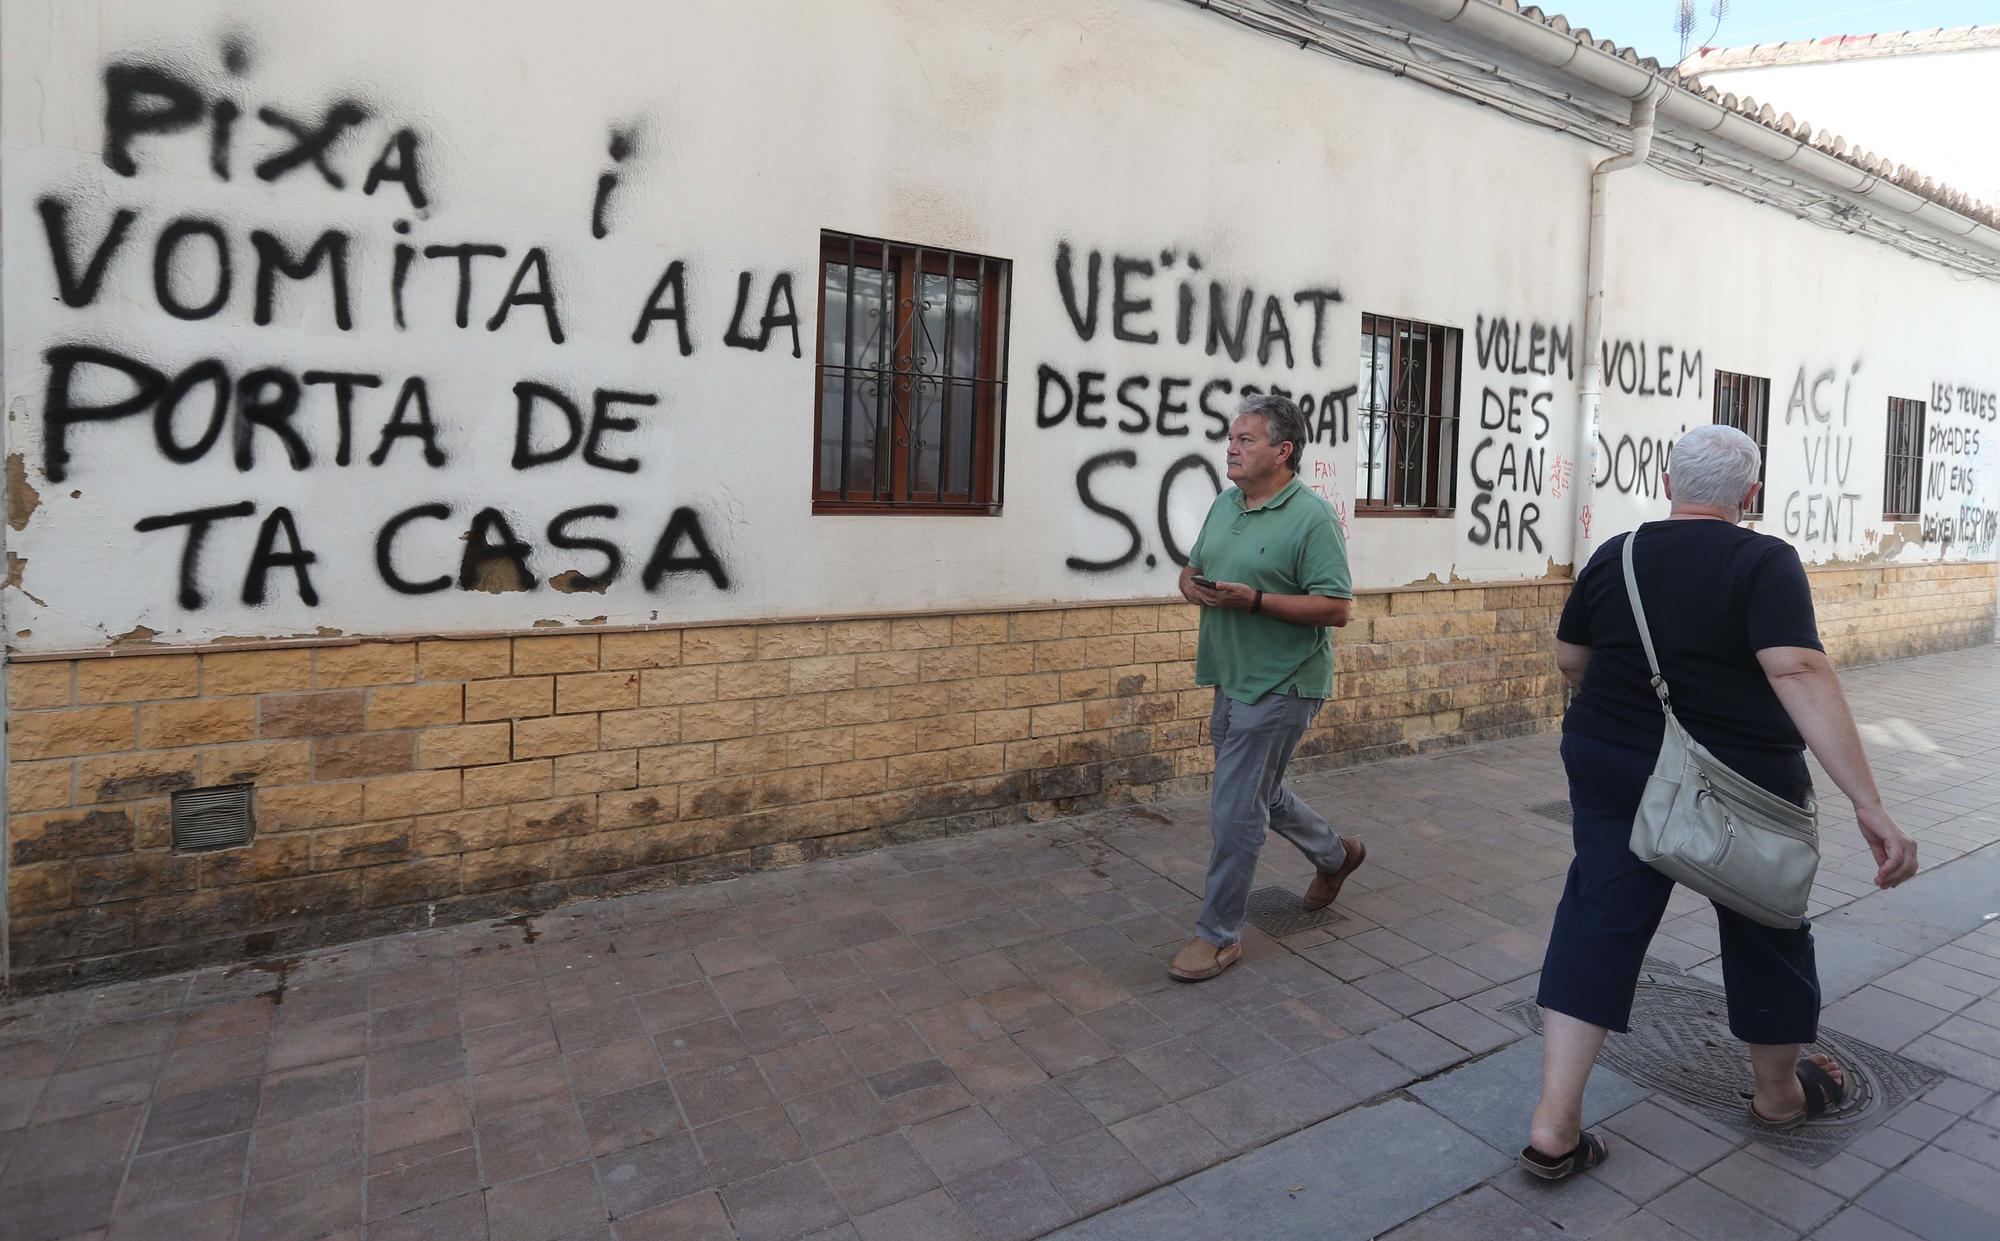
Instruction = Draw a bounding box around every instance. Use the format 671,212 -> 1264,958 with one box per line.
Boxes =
1575,90 -> 1660,566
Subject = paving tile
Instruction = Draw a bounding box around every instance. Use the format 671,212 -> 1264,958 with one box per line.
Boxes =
366,1024 -> 462,1096
1362,1019 -> 1465,1074
907,1107 -> 1023,1183
1384,1184 -> 1567,1240
471,1059 -> 572,1124
1899,1146 -> 2000,1217
137,1076 -> 260,1153
1,1160 -> 125,1238
979,985 -> 1068,1035
1300,1036 -> 1419,1100
1412,1002 -> 1522,1055
367,1141 -> 481,1221
636,982 -> 726,1034
550,1001 -> 643,1054
461,984 -> 550,1035
35,1055 -> 169,1122
721,1161 -> 849,1241
945,1155 -> 1079,1241
478,1098 -> 590,1184
673,1058 -> 775,1128
595,1133 -> 711,1220
1034,1128 -> 1158,1216
1124,1036 -> 1233,1102
483,1161 -> 603,1241
1407,1038 -> 1649,1155
1079,1002 -> 1175,1054
1808,1205 -> 1927,1241
835,1018 -> 933,1078
1179,1060 -> 1348,1152
565,1038 -> 663,1100
985,1078 -> 1102,1153
366,1191 -> 489,1241
239,1164 -> 364,1241
786,1080 -> 897,1153
579,1080 -> 684,1157
657,1016 -> 753,1077
1699,1148 -> 1844,1232
852,1186 -> 980,1241
261,1056 -> 367,1125
2,1107 -> 144,1183
903,1002 -> 998,1058
695,936 -> 780,978
612,1190 -> 734,1241
815,1132 -> 940,1216
1060,1057 -> 1171,1126
103,1192 -> 241,1241
461,1020 -> 556,1080
943,1039 -> 1049,1100
268,1011 -> 370,1071
1177,1098 -> 1506,1241
1648,1179 -> 1796,1241
1497,1161 -> 1641,1235
369,1081 -> 474,1157
761,1036 -> 861,1102
714,965 -> 803,1015
64,1015 -> 180,1069
694,1103 -> 807,1185
1014,1018 -> 1117,1076
1602,1101 -> 1741,1173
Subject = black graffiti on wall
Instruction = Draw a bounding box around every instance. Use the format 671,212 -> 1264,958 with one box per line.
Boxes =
1066,450 -> 1223,574
1036,367 -> 1355,447
1466,386 -> 1549,552
39,193 -> 793,352
1780,361 -> 1862,547
1921,381 -> 1996,551
42,344 -> 734,603
1055,243 -> 1343,366
103,58 -> 429,207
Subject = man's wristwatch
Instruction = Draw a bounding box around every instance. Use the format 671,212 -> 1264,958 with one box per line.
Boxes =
1251,590 -> 1263,614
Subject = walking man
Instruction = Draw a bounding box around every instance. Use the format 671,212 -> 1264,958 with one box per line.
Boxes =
1169,394 -> 1366,982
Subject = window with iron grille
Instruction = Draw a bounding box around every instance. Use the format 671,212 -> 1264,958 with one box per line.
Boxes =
1356,313 -> 1461,514
1711,370 -> 1771,517
813,232 -> 1010,513
1884,397 -> 1926,521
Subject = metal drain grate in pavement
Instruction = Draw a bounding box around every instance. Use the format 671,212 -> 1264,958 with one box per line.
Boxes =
1527,799 -> 1573,824
1504,976 -> 1939,1165
1244,886 -> 1348,937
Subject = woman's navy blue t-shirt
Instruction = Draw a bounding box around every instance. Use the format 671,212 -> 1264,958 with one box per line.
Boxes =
1557,519 -> 1822,803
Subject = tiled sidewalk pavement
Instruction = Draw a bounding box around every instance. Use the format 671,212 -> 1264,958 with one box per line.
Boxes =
1,644 -> 1997,1241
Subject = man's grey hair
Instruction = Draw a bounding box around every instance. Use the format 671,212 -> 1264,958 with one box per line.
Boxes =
1236,393 -> 1309,475
1667,424 -> 1762,510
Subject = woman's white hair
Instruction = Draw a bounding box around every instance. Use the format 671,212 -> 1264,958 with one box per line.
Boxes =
1667,424 -> 1762,510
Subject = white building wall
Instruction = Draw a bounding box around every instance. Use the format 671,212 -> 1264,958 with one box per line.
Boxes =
2,0 -> 1997,654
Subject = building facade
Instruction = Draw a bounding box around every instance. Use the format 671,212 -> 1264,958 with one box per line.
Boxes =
4,0 -> 1998,989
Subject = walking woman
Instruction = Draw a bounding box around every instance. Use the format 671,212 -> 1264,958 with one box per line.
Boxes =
1521,424 -> 1919,1179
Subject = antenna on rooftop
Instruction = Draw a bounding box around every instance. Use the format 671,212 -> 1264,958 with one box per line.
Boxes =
1677,0 -> 1730,61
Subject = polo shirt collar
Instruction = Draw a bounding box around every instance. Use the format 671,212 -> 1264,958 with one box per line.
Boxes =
1233,475 -> 1305,512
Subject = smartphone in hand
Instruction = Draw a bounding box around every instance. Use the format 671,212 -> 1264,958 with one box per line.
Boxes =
1191,576 -> 1219,590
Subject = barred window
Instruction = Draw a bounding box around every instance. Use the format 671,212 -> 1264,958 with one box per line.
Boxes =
1884,396 -> 1926,521
813,231 -> 1010,514
1712,370 -> 1771,517
1356,314 -> 1461,514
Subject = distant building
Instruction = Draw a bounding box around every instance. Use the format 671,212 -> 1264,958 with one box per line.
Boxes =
1682,25 -> 2000,206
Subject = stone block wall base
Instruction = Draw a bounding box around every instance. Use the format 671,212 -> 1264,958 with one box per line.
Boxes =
5,562 -> 1993,991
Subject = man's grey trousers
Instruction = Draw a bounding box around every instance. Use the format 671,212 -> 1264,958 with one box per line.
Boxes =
1196,686 -> 1347,948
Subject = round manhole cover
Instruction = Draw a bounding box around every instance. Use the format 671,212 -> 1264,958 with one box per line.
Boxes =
1507,976 -> 1940,1165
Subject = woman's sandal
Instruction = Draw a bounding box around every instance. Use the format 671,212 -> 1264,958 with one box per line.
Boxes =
1517,1130 -> 1610,1181
1748,1054 -> 1847,1131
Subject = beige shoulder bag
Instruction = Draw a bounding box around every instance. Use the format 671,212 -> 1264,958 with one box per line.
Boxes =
1621,528 -> 1820,929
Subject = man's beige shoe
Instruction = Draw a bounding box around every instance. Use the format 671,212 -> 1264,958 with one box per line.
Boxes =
1168,937 -> 1241,982
1303,837 -> 1367,910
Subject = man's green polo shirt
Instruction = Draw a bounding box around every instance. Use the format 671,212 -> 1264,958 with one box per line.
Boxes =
1187,475 -> 1352,704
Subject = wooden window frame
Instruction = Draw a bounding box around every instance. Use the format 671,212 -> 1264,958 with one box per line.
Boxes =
810,231 -> 1011,515
1884,396 -> 1926,522
1355,313 -> 1462,517
1712,369 -> 1771,518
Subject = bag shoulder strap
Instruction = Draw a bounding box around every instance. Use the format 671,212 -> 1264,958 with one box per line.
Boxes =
1619,527 -> 1674,712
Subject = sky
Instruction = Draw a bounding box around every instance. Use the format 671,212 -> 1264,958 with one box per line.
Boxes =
1541,0 -> 2000,63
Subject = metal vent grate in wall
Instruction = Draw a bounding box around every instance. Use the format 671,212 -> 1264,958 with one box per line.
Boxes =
171,784 -> 254,852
